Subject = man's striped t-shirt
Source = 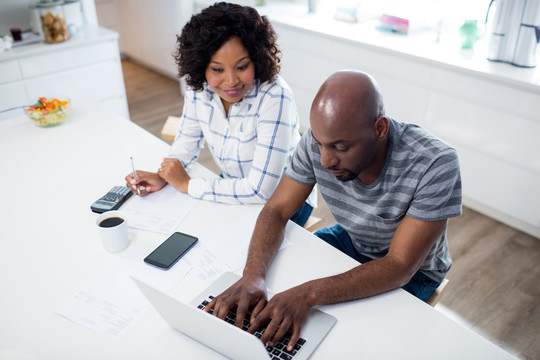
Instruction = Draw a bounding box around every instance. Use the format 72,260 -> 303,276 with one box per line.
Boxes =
286,117 -> 462,282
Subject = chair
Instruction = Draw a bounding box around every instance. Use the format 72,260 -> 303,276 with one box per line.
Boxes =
303,215 -> 322,232
427,278 -> 449,307
161,115 -> 181,143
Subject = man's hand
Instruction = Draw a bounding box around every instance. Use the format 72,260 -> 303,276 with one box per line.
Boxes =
205,274 -> 268,331
125,170 -> 166,195
204,175 -> 315,350
158,158 -> 190,193
249,286 -> 313,352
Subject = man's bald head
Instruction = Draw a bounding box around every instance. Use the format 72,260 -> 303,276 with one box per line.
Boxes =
309,71 -> 390,184
310,70 -> 385,129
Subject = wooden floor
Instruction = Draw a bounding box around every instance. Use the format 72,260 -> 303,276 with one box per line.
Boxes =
121,59 -> 539,360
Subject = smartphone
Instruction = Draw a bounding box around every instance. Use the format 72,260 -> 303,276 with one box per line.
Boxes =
144,232 -> 198,270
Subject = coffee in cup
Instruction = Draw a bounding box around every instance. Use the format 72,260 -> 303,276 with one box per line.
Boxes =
99,217 -> 124,228
96,210 -> 129,253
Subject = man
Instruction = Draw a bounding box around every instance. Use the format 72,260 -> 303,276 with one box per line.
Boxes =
205,70 -> 462,352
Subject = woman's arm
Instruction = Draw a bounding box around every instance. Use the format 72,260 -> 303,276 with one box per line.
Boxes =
188,84 -> 299,204
166,91 -> 205,170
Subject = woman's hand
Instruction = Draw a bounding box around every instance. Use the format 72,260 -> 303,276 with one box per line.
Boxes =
125,170 -> 166,195
158,158 -> 191,193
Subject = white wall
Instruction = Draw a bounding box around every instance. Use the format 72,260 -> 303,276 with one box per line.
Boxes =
96,0 -> 193,80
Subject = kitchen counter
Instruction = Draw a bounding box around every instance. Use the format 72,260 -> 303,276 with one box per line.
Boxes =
258,2 -> 540,93
0,26 -> 118,62
0,25 -> 128,120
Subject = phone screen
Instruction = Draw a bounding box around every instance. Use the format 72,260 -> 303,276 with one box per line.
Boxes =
144,232 -> 198,270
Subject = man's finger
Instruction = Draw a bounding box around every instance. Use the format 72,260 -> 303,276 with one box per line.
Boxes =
270,318 -> 291,346
250,298 -> 266,323
259,316 -> 281,345
215,298 -> 234,320
204,297 -> 217,314
248,307 -> 270,335
287,325 -> 301,352
235,301 -> 250,329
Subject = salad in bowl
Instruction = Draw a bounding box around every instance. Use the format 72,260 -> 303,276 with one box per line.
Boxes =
25,97 -> 70,127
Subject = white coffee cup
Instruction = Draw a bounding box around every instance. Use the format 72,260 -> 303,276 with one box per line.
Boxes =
96,210 -> 129,253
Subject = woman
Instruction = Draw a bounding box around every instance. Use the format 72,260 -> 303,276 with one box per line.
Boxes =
126,2 -> 315,226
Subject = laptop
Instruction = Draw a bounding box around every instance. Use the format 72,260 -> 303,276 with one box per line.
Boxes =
132,272 -> 336,360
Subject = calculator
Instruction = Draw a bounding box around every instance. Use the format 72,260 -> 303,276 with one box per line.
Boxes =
90,186 -> 133,213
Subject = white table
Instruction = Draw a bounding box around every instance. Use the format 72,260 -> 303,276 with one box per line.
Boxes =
0,108 -> 515,359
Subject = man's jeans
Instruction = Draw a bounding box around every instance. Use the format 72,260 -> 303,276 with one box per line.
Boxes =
290,202 -> 313,227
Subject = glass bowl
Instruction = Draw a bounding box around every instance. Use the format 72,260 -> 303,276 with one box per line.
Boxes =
24,96 -> 71,127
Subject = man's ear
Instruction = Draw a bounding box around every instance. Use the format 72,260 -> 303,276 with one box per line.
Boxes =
373,116 -> 389,139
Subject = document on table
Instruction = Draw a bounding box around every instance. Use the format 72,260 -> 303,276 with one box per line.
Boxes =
182,242 -> 233,287
121,184 -> 199,234
194,211 -> 291,273
56,246 -> 191,340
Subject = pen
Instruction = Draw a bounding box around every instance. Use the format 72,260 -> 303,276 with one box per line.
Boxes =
130,156 -> 141,195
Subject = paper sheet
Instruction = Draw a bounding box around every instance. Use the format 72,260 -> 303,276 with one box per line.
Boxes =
182,243 -> 232,287
121,184 -> 199,234
194,212 -> 291,273
56,247 -> 191,340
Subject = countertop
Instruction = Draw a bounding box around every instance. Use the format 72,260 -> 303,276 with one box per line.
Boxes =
0,25 -> 118,62
257,2 -> 540,93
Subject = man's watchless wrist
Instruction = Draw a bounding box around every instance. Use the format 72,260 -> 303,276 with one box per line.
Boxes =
242,265 -> 267,282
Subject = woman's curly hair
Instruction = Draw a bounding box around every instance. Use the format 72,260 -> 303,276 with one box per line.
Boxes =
174,2 -> 281,91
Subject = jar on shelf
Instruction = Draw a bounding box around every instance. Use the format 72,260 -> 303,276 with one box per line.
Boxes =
63,0 -> 84,35
37,0 -> 69,44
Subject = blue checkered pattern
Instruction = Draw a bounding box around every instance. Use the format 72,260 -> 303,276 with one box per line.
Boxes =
167,76 -> 303,204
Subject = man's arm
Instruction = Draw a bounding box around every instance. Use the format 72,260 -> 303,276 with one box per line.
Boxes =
205,175 -> 314,325
298,216 -> 446,301
251,215 -> 447,351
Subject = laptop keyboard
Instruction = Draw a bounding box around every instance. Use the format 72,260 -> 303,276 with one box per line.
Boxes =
197,295 -> 307,360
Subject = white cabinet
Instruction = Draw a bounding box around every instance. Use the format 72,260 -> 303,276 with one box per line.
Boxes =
425,69 -> 540,235
269,18 -> 540,238
0,25 -> 128,120
276,25 -> 435,132
0,60 -> 23,84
